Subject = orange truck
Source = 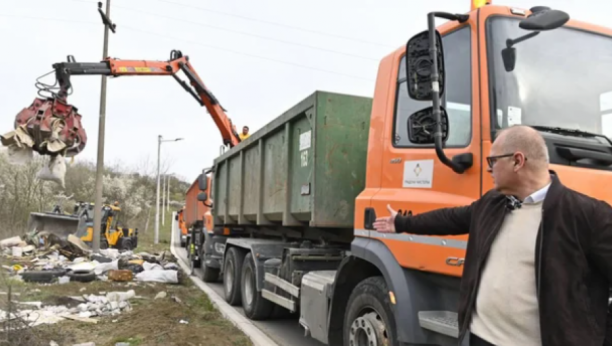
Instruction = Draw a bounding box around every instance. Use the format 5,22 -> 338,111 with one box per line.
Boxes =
185,2 -> 612,346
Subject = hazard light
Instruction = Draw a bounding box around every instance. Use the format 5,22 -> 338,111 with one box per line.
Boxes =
471,0 -> 491,10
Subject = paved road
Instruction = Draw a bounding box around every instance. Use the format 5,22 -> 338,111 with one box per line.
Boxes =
172,236 -> 325,346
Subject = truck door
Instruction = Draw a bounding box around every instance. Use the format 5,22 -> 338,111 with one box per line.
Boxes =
371,21 -> 482,275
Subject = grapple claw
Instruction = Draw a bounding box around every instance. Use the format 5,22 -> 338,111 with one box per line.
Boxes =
1,97 -> 87,158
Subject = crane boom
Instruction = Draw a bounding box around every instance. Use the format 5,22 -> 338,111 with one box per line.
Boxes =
52,50 -> 241,147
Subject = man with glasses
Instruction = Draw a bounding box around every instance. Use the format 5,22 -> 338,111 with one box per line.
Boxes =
373,125 -> 612,346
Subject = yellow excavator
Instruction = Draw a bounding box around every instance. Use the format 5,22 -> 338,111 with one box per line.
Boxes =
27,201 -> 138,250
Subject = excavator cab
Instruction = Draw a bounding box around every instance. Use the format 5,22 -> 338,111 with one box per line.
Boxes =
80,203 -> 138,250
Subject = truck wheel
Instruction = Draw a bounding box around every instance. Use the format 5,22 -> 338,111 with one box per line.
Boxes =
343,276 -> 398,346
202,262 -> 220,282
223,247 -> 246,306
241,252 -> 274,320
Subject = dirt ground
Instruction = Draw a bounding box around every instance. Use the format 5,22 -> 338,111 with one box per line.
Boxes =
0,253 -> 252,346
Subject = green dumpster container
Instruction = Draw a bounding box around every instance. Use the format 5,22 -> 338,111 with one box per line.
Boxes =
212,91 -> 372,230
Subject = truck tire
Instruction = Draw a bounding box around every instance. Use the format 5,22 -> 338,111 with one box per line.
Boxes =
202,262 -> 220,283
223,247 -> 246,306
241,252 -> 274,320
343,276 -> 398,346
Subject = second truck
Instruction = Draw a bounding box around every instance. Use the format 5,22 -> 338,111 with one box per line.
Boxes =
186,2 -> 612,346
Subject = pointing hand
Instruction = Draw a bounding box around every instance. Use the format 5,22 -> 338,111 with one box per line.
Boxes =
373,204 -> 398,233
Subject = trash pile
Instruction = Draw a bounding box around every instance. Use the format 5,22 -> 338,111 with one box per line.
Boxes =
0,289 -> 137,327
0,230 -> 184,334
0,231 -> 181,285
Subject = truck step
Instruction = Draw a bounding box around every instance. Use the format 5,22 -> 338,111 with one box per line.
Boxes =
264,272 -> 300,298
262,289 -> 296,312
418,311 -> 459,338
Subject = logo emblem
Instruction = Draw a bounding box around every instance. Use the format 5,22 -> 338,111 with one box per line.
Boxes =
414,164 -> 422,177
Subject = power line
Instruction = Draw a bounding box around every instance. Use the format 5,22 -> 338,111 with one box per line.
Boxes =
0,13 -> 96,25
150,0 -> 396,49
120,24 -> 376,82
110,4 -> 380,62
0,13 -> 376,82
17,0 -> 382,61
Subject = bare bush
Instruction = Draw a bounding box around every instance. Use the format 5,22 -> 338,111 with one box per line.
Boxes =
0,150 -> 189,240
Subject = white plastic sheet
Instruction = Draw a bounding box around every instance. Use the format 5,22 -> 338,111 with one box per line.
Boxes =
135,270 -> 178,283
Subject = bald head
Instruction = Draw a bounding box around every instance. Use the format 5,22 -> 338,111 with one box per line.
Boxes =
495,125 -> 549,170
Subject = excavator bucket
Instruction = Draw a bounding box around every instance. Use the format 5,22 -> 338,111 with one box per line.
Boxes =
27,211 -> 89,239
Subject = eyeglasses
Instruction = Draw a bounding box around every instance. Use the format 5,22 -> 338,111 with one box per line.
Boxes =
486,153 -> 522,169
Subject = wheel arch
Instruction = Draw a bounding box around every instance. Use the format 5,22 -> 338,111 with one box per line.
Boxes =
328,236 -> 428,345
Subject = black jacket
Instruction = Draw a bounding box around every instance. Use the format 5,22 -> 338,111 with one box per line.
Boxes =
393,172 -> 612,346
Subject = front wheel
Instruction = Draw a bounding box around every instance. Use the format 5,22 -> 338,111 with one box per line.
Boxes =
201,243 -> 219,282
223,247 -> 246,306
343,276 -> 398,346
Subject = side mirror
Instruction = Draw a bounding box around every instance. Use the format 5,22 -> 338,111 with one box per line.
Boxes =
519,7 -> 569,31
405,29 -> 445,101
407,106 -> 449,144
198,173 -> 208,191
501,46 -> 516,72
197,192 -> 208,202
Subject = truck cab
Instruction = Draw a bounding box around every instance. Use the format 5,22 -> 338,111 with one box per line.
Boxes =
347,2 -> 612,346
190,3 -> 612,346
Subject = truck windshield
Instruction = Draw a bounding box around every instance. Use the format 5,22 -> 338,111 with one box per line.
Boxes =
487,16 -> 612,137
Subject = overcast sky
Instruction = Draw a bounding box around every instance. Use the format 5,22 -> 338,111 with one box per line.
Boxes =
0,0 -> 608,183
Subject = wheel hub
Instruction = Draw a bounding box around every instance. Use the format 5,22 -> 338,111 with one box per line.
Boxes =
349,312 -> 388,346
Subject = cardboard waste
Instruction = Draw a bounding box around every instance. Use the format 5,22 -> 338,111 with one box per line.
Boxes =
0,229 -> 180,285
0,229 -> 182,330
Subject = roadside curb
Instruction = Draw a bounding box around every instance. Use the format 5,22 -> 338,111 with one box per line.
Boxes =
169,231 -> 281,346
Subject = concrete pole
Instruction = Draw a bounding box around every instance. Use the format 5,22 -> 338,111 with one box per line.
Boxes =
155,135 -> 161,244
162,173 -> 166,226
92,0 -> 113,253
166,174 -> 171,212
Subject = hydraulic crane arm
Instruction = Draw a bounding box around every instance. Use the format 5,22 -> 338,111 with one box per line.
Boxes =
52,50 -> 241,147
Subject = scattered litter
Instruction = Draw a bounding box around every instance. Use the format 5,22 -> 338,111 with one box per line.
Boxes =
50,341 -> 59,346
0,230 -> 179,285
115,343 -> 130,346
136,270 -> 179,283
171,295 -> 182,304
179,319 -> 189,324
154,291 -> 167,300
108,269 -> 133,282
73,343 -> 95,346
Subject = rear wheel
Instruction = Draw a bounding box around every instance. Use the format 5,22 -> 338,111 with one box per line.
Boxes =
119,237 -> 133,250
343,276 -> 398,346
241,252 -> 274,320
223,247 -> 246,306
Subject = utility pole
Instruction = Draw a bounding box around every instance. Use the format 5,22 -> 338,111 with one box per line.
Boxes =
166,174 -> 171,212
162,173 -> 166,226
155,136 -> 183,244
92,1 -> 116,253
